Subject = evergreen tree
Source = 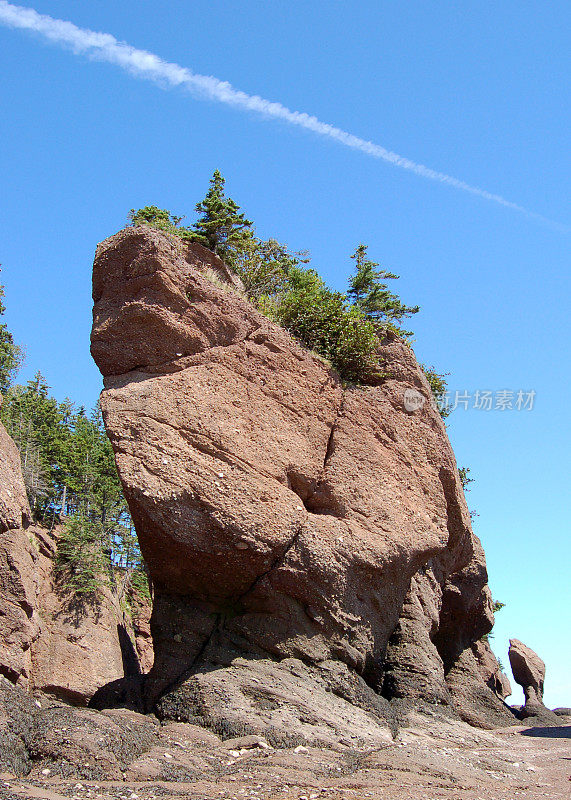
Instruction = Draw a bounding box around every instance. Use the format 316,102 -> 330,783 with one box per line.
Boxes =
56,513 -> 112,595
55,405 -> 142,595
0,279 -> 23,394
127,191 -> 422,384
347,244 -> 419,335
190,170 -> 253,264
266,266 -> 383,384
232,237 -> 307,303
128,206 -> 186,235
1,373 -> 70,514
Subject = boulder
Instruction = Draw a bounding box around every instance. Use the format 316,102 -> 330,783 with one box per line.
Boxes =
91,226 -> 511,731
155,657 -> 394,747
28,704 -> 159,780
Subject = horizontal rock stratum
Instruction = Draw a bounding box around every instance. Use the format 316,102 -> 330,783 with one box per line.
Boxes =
91,226 -> 515,737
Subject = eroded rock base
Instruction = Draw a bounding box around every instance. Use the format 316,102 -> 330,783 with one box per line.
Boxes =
2,675 -> 569,800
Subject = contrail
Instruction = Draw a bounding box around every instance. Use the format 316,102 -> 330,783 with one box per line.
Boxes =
0,1 -> 566,230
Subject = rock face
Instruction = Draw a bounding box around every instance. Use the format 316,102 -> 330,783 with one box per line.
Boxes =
0,419 -> 31,535
473,638 -> 511,700
0,419 -> 41,686
29,529 -> 150,704
0,415 -> 153,703
91,226 -> 515,732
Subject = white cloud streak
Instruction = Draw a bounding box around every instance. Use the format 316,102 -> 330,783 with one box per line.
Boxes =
0,0 -> 566,230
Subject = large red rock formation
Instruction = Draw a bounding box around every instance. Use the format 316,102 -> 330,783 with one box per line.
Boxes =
91,226 -> 515,733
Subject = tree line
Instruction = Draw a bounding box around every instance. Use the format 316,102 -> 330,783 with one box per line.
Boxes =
0,293 -> 145,596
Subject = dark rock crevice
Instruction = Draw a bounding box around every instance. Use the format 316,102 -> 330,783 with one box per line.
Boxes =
292,392 -> 347,518
235,522 -> 305,606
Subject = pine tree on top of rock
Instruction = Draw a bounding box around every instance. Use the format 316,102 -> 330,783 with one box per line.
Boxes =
190,170 -> 253,265
348,244 -> 419,336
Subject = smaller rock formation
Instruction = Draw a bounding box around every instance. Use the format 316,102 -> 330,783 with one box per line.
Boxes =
30,528 -> 152,704
508,638 -> 545,706
508,638 -> 560,725
0,415 -> 153,704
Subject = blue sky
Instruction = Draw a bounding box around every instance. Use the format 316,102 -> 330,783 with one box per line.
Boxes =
0,1 -> 569,707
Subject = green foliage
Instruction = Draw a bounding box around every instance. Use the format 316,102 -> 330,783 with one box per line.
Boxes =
129,176 -> 422,384
55,514 -> 110,594
129,172 -> 254,267
262,266 -> 382,383
421,364 -> 451,419
232,237 -> 303,302
189,170 -> 254,264
1,371 -> 146,596
481,600 -> 505,644
458,466 -> 474,490
128,205 -> 186,237
1,373 -> 71,514
348,244 -> 419,336
129,567 -> 151,601
0,281 -> 23,394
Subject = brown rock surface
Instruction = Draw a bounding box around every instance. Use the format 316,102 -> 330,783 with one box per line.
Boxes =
508,638 -> 560,724
0,414 -> 153,701
29,530 -> 144,704
0,419 -> 30,535
0,527 -> 41,686
2,695 -> 571,799
509,638 -> 545,705
0,419 -> 40,686
154,657 -> 395,747
473,637 -> 512,699
91,226 -> 514,731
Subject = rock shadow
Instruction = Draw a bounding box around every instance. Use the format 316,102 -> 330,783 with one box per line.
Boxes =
521,725 -> 571,738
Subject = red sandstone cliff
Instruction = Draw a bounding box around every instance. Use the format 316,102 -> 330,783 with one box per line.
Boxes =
90,226 -> 513,735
